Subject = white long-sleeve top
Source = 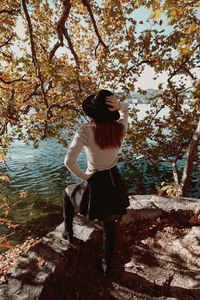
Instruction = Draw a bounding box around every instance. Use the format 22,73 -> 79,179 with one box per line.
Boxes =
64,103 -> 129,180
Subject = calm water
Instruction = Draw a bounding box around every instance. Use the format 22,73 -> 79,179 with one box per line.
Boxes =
0,104 -> 199,247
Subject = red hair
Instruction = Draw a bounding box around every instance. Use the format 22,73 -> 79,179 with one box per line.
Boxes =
90,120 -> 124,150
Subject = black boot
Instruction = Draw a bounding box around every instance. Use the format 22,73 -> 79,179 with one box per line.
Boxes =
102,220 -> 116,278
62,190 -> 74,244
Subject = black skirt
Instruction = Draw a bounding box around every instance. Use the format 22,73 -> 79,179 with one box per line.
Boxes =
67,166 -> 129,221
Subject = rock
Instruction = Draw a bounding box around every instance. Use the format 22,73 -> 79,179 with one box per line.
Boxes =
0,217 -> 101,300
1,194 -> 200,300
121,194 -> 200,225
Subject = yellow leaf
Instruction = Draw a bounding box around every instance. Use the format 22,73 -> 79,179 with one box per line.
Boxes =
150,9 -> 163,21
180,47 -> 190,55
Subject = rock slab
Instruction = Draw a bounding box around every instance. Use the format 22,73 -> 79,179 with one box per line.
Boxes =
0,194 -> 200,300
0,217 -> 101,300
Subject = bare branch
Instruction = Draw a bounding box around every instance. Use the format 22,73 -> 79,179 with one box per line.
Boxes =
147,157 -> 173,165
124,155 -> 144,164
49,0 -> 71,61
47,102 -> 82,119
94,42 -> 100,59
0,122 -> 8,136
49,42 -> 62,61
57,0 -> 71,45
63,27 -> 79,65
181,66 -> 196,81
22,83 -> 40,103
167,67 -> 179,89
3,160 -> 30,173
82,0 -> 108,51
0,9 -> 20,15
124,154 -> 173,166
169,44 -> 200,84
172,161 -> 180,186
0,74 -> 26,84
0,51 -> 12,59
0,35 -> 13,48
49,0 -> 79,65
21,0 -> 49,108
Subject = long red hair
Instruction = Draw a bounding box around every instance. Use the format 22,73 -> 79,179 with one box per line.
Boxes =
90,120 -> 124,150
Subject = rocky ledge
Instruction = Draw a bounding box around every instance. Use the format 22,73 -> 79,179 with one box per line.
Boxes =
0,194 -> 200,300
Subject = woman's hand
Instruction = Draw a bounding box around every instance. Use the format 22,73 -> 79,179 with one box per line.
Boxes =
105,96 -> 120,111
85,169 -> 96,179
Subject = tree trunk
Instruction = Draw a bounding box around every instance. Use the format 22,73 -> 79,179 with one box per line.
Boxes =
178,119 -> 200,197
172,161 -> 182,195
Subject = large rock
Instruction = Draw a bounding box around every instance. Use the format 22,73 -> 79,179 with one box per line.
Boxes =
0,216 -> 102,300
0,194 -> 200,299
121,194 -> 200,224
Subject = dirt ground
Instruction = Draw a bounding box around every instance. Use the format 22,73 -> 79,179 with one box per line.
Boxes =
50,217 -> 200,300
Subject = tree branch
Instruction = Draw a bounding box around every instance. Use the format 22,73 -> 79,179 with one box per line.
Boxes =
124,155 -> 144,164
0,122 -> 8,136
21,0 -> 48,109
49,42 -> 62,61
41,101 -> 83,140
49,0 -> 71,61
124,154 -> 173,166
49,0 -> 79,65
47,102 -> 82,119
181,66 -> 196,81
62,27 -> 79,65
0,9 -> 20,15
172,161 -> 180,186
0,74 -> 26,84
0,35 -> 13,48
0,51 -> 12,59
179,108 -> 200,197
81,0 -> 108,51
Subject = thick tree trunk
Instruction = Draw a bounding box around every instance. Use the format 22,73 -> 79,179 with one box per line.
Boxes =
178,119 -> 200,197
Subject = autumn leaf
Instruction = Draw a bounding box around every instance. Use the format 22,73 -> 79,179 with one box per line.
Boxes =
150,9 -> 163,21
0,242 -> 13,249
0,154 -> 6,163
154,60 -> 161,65
30,112 -> 51,123
0,175 -> 10,182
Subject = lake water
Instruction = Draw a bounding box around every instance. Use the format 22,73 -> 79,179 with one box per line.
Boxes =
0,104 -> 199,248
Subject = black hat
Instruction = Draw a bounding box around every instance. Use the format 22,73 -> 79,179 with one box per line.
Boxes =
82,89 -> 120,122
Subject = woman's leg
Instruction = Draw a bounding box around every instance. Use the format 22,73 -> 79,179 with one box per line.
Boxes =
102,219 -> 116,277
62,188 -> 74,243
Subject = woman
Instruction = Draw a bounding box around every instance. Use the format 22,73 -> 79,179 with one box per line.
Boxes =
63,89 -> 129,277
